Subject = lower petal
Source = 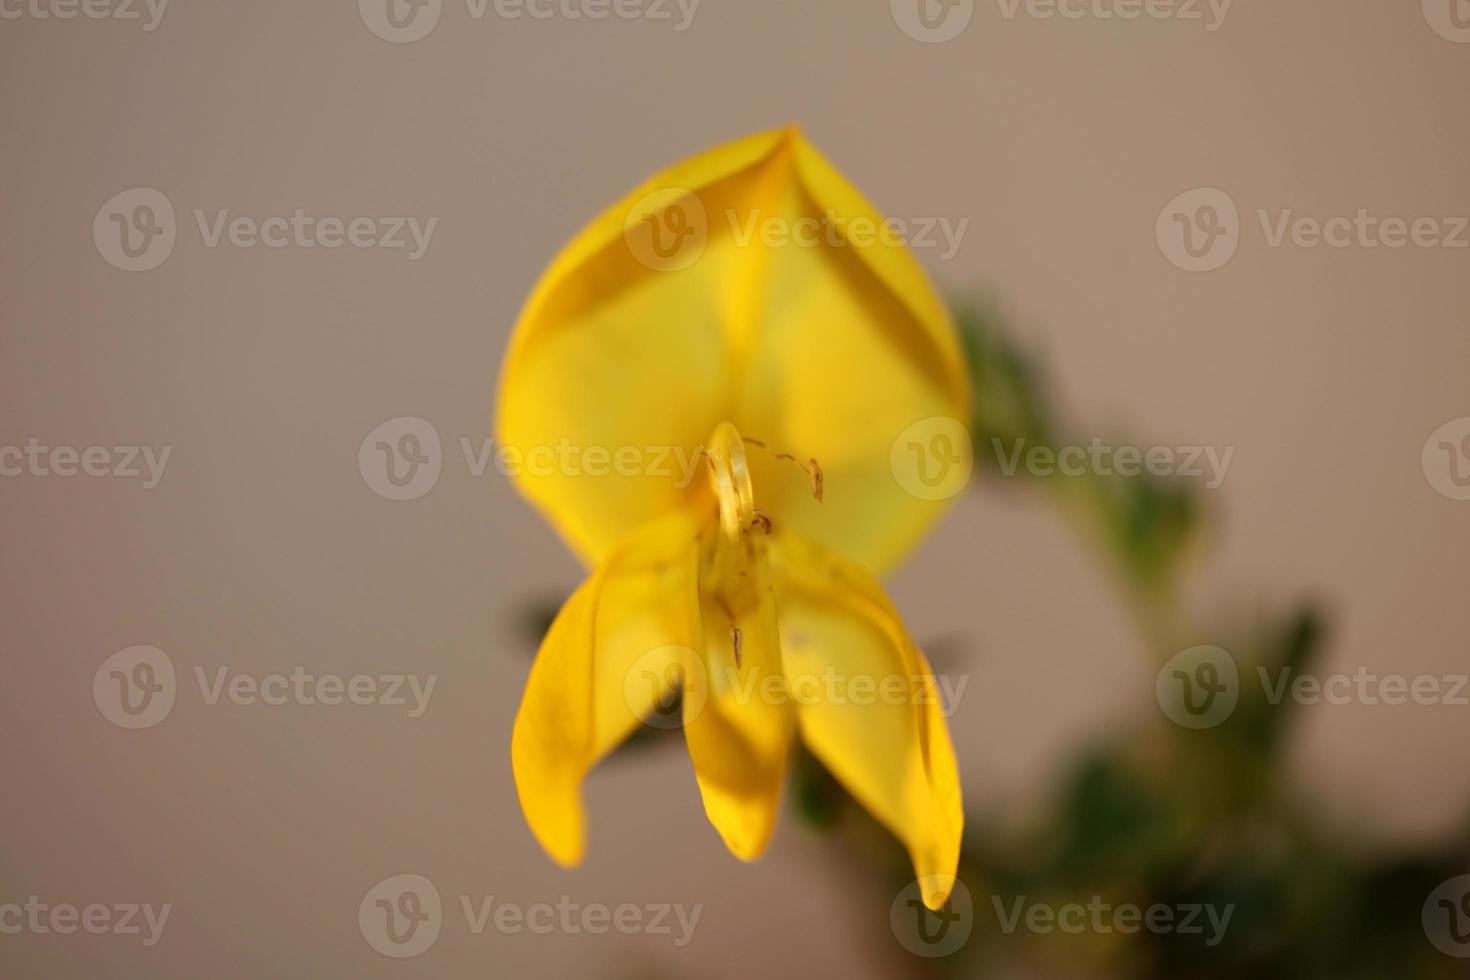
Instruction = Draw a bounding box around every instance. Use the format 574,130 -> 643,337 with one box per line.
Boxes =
683,575 -> 792,860
682,434 -> 795,860
510,511 -> 701,865
770,532 -> 964,909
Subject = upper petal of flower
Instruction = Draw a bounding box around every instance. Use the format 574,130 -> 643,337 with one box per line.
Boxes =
497,127 -> 971,575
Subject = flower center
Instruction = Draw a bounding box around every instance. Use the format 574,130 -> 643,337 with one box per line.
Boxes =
697,422 -> 825,670
702,422 -> 758,545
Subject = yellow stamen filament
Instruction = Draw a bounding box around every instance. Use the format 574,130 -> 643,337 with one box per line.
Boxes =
742,437 -> 824,503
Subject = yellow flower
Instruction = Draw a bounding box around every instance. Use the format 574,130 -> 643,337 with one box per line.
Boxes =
498,127 -> 970,909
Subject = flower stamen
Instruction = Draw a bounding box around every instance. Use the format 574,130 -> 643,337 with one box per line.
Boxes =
742,437 -> 824,503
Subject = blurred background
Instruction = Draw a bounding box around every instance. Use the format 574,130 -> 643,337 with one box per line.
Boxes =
2,1 -> 1468,976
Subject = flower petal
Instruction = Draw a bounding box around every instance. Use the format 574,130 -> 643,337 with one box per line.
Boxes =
510,511 -> 701,865
733,135 -> 971,575
496,130 -> 789,567
682,514 -> 795,861
497,128 -> 971,575
770,532 -> 964,909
